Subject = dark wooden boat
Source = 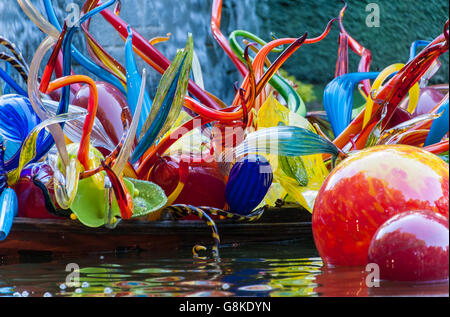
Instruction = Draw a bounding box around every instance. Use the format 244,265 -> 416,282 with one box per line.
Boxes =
0,205 -> 313,256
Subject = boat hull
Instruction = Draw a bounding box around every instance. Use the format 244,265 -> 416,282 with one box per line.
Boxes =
0,207 -> 313,256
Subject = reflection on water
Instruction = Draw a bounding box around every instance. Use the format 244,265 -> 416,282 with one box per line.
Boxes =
0,241 -> 448,297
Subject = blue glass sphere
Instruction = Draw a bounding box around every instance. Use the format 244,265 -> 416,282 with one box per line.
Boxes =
225,154 -> 273,215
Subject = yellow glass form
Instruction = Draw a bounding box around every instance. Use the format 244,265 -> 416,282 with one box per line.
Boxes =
7,111 -> 86,186
256,94 -> 329,212
53,156 -> 82,209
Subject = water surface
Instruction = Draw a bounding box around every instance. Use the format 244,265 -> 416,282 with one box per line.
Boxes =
1,240 -> 448,297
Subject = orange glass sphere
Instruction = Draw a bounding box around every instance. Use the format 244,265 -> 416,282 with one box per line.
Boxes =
312,145 -> 449,266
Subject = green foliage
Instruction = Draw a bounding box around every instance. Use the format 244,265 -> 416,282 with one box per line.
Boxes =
257,0 -> 449,84
278,69 -> 317,104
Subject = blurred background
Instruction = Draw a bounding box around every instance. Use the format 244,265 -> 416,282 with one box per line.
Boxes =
1,0 -> 448,106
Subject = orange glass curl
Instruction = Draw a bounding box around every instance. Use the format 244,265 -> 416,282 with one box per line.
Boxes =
46,75 -> 99,170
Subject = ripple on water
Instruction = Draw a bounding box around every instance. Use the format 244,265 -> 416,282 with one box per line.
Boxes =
0,242 -> 447,297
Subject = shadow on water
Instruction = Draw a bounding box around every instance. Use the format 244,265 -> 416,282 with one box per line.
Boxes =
1,240 -> 448,297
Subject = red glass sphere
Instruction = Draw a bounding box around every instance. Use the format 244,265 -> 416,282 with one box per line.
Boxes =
12,164 -> 61,219
149,156 -> 179,195
72,81 -> 131,152
368,210 -> 449,282
149,155 -> 226,212
312,145 -> 449,266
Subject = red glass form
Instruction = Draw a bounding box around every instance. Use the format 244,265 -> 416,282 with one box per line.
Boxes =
332,33 -> 448,151
12,164 -> 60,219
230,19 -> 335,108
384,107 -> 413,130
335,33 -> 349,77
368,210 -> 449,282
149,155 -> 226,211
96,4 -> 221,110
337,2 -> 373,95
136,116 -> 213,179
71,81 -> 131,149
211,0 -> 247,76
412,87 -> 446,116
102,162 -> 133,220
312,145 -> 449,266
